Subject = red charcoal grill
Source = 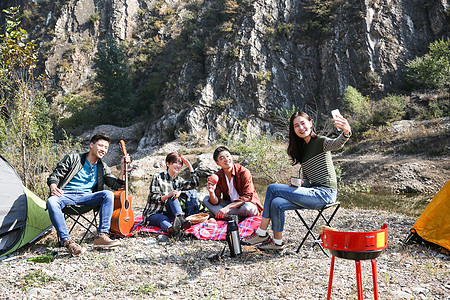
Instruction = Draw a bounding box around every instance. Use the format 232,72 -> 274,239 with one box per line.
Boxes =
320,224 -> 388,300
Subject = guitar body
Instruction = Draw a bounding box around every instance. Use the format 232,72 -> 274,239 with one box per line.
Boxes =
111,189 -> 135,236
110,140 -> 135,236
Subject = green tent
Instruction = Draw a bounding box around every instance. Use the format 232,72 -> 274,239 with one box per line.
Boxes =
0,155 -> 52,258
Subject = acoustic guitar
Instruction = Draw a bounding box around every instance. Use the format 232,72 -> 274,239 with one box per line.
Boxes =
111,140 -> 135,236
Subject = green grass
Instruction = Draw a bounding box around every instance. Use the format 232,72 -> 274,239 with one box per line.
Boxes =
22,269 -> 58,291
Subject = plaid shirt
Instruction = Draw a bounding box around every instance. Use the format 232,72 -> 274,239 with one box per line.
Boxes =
140,170 -> 199,225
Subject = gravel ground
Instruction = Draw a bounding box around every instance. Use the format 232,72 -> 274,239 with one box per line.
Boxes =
1,208 -> 449,300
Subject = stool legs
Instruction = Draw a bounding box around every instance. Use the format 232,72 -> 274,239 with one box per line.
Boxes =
371,259 -> 379,300
295,202 -> 340,255
327,256 -> 336,300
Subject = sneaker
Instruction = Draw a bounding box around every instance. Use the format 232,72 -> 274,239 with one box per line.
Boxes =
64,239 -> 86,256
93,232 -> 122,248
172,215 -> 182,237
241,231 -> 270,245
181,218 -> 192,231
257,237 -> 284,251
173,215 -> 191,237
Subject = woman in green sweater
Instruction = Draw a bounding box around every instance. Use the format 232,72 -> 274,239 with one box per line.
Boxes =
242,111 -> 351,250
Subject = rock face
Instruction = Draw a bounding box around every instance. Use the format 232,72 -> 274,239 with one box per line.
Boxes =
2,0 -> 449,149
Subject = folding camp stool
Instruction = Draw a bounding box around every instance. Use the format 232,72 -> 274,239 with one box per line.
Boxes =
295,201 -> 340,255
62,205 -> 100,244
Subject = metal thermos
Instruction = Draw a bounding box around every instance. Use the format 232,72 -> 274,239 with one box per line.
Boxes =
226,219 -> 242,257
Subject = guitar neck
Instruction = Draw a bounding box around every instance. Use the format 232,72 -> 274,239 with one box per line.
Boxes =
120,140 -> 129,197
124,162 -> 129,197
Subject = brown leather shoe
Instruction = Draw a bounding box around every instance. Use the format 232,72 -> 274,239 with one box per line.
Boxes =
93,232 -> 121,248
64,239 -> 86,256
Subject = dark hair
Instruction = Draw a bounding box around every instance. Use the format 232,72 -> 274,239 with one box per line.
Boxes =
213,146 -> 230,162
166,152 -> 182,167
90,132 -> 111,144
287,111 -> 317,165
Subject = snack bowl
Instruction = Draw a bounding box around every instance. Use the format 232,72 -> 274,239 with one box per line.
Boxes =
186,213 -> 210,225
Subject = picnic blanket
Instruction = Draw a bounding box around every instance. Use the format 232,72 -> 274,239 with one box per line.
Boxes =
130,214 -> 261,240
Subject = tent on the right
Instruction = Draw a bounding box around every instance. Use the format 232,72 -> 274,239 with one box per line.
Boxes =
404,180 -> 450,252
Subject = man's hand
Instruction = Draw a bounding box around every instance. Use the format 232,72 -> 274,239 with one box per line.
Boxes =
119,154 -> 132,180
207,179 -> 216,194
49,183 -> 64,197
216,206 -> 230,219
121,154 -> 131,168
207,174 -> 218,193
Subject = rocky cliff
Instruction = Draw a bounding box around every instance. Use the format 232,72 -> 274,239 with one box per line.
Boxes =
2,0 -> 449,151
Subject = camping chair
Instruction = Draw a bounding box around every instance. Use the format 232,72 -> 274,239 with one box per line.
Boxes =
295,201 -> 341,256
62,204 -> 100,244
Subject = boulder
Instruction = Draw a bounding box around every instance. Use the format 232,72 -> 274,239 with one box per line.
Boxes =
81,122 -> 145,165
194,153 -> 220,177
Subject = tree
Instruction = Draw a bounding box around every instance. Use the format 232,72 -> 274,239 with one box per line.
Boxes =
95,35 -> 134,126
0,7 -> 79,197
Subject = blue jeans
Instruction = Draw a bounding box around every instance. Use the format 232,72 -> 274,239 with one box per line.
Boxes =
262,183 -> 337,232
46,191 -> 114,243
146,197 -> 184,233
178,190 -> 200,217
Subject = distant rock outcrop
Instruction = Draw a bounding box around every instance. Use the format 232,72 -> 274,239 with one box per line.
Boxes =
2,0 -> 449,150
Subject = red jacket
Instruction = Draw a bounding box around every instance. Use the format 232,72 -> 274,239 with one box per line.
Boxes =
214,164 -> 263,213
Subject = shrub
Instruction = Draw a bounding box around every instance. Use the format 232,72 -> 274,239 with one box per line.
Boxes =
220,21 -> 233,33
298,0 -> 345,41
404,38 -> 450,90
219,118 -> 289,182
371,94 -> 407,126
271,104 -> 297,137
277,22 -> 294,36
255,70 -> 272,85
90,13 -> 100,23
56,93 -> 100,133
178,131 -> 190,145
213,97 -> 234,112
223,0 -> 239,16
415,93 -> 450,120
343,85 -> 372,132
227,47 -> 240,59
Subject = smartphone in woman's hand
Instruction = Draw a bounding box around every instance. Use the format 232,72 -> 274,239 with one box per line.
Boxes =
331,109 -> 342,131
331,109 -> 341,119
